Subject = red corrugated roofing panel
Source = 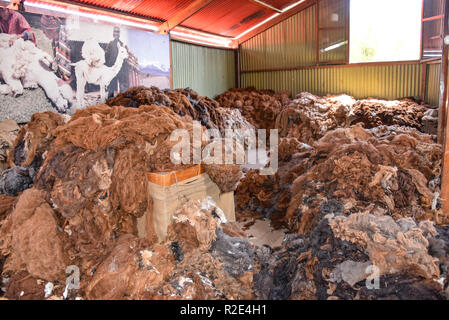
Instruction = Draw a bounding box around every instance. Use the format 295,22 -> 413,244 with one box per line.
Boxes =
74,0 -> 195,21
61,0 -> 301,37
181,0 -> 273,37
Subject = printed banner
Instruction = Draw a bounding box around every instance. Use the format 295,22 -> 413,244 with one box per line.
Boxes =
0,7 -> 171,122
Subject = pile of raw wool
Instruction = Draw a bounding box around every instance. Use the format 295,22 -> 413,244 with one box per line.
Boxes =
352,98 -> 430,131
236,137 -> 313,229
254,212 -> 449,300
236,123 -> 442,234
216,87 -> 291,130
275,92 -> 433,144
285,124 -> 443,235
0,196 -> 260,300
0,112 -> 66,196
0,103 -> 247,299
106,86 -> 224,131
83,198 -> 259,300
0,120 -> 20,174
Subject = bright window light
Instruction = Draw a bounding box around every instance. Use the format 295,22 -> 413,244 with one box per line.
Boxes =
350,0 -> 422,63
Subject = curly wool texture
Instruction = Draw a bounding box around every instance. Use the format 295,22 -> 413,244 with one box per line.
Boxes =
216,87 -> 290,129
252,217 -> 447,300
7,111 -> 66,168
285,125 -> 442,234
0,188 -> 68,281
85,235 -> 175,300
0,120 -> 19,174
235,138 -> 313,228
31,104 -> 202,274
275,92 -> 432,144
1,101 -> 251,295
106,86 -> 224,131
0,194 -> 16,222
85,199 -> 256,300
352,98 -> 428,130
166,199 -> 255,300
0,166 -> 34,196
202,138 -> 244,193
167,199 -> 221,252
328,212 -> 440,280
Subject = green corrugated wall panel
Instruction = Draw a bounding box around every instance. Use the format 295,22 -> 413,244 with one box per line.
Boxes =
426,63 -> 441,107
241,4 -> 316,70
241,63 -> 423,100
171,41 -> 235,98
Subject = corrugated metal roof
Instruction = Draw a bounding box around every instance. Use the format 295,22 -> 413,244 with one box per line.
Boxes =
74,0 -> 194,21
182,0 -> 273,37
67,0 -> 298,37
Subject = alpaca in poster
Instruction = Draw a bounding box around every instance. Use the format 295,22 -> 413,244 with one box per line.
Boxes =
72,39 -> 128,108
0,35 -> 73,112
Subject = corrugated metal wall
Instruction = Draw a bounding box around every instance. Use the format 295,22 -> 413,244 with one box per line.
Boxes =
241,5 -> 316,70
171,41 -> 236,98
242,63 -> 422,100
240,3 -> 441,105
426,63 -> 441,106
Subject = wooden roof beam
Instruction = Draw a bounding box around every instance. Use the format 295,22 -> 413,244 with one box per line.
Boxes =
158,0 -> 216,34
248,0 -> 283,13
236,0 -> 315,44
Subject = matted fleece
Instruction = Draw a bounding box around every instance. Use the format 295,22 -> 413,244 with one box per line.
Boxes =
0,101 -> 247,299
0,197 -> 260,300
275,92 -> 433,144
106,86 -> 224,131
0,85 -> 448,300
0,112 -> 66,196
254,213 -> 449,300
236,124 -> 443,234
0,120 -> 19,174
4,192 -> 447,300
216,87 -> 291,130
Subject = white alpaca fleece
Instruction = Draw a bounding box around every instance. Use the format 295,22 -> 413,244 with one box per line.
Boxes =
0,38 -> 34,96
81,39 -> 105,67
73,40 -> 128,108
0,34 -> 73,112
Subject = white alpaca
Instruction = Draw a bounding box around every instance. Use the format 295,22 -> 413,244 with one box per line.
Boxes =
0,37 -> 32,96
0,35 -> 74,112
21,41 -> 74,112
72,40 -> 128,108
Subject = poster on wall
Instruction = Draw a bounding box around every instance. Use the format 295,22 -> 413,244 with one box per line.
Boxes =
0,7 -> 171,123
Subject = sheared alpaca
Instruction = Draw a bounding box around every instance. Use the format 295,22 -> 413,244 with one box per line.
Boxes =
72,40 -> 128,108
0,34 -> 74,112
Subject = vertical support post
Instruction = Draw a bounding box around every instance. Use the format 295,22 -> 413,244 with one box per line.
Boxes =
438,0 -> 449,219
438,1 -> 449,144
421,62 -> 427,102
235,46 -> 241,89
315,0 -> 320,65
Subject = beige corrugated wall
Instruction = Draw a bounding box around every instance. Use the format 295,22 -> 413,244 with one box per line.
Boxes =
241,5 -> 316,70
171,41 -> 236,98
242,64 -> 423,100
426,63 -> 441,107
240,3 -> 441,105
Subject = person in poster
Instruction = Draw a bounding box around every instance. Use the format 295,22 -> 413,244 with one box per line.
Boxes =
105,26 -> 129,98
0,7 -> 35,44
